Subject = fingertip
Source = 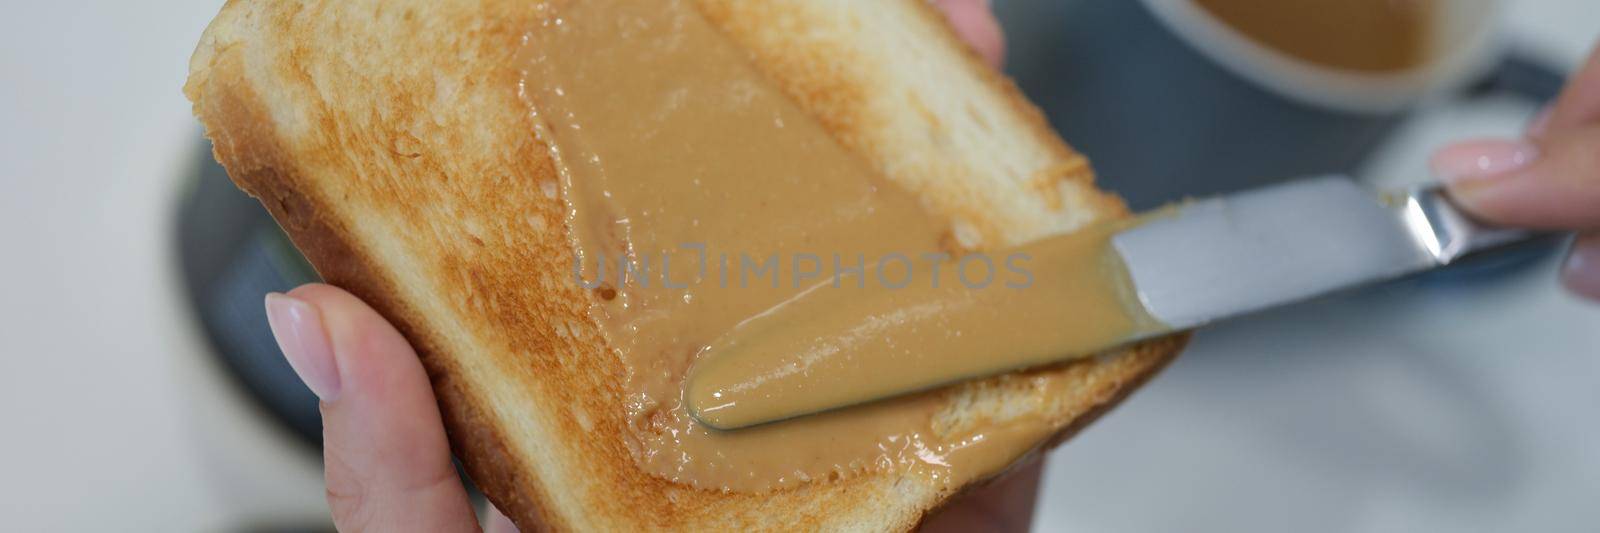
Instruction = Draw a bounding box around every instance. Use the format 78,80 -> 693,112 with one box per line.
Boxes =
1430,139 -> 1540,188
286,283 -> 420,394
1561,233 -> 1600,301
1435,128 -> 1600,229
284,282 -> 354,308
264,291 -> 342,401
934,0 -> 1007,69
1431,139 -> 1539,226
282,284 -> 477,531
298,283 -> 441,456
485,505 -> 521,533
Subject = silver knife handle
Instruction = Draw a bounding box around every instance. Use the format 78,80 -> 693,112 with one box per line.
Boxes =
1394,184 -> 1540,266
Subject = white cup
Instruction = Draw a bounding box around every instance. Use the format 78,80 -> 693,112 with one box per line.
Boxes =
1141,0 -> 1506,113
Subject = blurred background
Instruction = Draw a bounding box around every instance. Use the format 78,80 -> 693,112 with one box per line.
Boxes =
0,0 -> 1594,531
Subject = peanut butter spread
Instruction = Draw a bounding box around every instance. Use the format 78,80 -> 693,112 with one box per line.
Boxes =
687,221 -> 1161,430
519,0 -> 1147,493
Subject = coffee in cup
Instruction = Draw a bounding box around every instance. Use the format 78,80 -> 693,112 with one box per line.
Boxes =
1191,0 -> 1437,73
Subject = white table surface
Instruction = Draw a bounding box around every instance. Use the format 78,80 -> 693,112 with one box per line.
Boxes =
0,1 -> 1593,531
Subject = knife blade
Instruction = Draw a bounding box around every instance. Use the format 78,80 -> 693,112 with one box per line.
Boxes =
1114,176 -> 1533,330
687,176 -> 1544,430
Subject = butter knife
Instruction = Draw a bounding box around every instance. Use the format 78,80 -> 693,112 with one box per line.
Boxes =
689,176 -> 1551,430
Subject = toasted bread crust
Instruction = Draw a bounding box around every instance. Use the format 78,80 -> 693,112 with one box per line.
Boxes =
185,1 -> 1187,531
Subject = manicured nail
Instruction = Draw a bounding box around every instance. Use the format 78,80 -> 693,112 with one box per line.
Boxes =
485,506 -> 521,533
1430,139 -> 1540,185
265,293 -> 342,401
1526,106 -> 1553,137
1561,234 -> 1600,302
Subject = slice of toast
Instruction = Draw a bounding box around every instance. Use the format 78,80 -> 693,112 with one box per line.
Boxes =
184,0 -> 1189,530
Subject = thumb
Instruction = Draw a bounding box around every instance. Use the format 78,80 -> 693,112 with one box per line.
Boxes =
1432,128 -> 1600,300
265,284 -> 480,532
1432,126 -> 1600,230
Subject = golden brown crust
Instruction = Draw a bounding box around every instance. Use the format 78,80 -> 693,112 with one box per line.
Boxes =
187,4 -> 574,529
185,0 -> 1187,530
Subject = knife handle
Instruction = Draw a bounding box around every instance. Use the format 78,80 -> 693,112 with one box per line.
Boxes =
1394,184 -> 1546,266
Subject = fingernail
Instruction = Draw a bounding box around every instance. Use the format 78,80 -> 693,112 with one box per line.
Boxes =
1561,234 -> 1600,302
1430,139 -> 1540,185
1526,106 -> 1553,137
485,506 -> 521,533
265,293 -> 342,401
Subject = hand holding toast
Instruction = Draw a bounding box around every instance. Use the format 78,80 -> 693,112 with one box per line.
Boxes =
265,285 -> 484,533
1433,44 -> 1600,300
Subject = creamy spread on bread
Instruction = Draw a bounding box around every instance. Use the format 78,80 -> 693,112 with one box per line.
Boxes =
686,218 -> 1162,431
519,0 -> 1141,492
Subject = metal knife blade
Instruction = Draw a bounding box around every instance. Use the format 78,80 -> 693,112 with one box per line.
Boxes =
1113,176 -> 1534,330
688,176 -> 1544,430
